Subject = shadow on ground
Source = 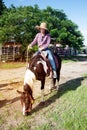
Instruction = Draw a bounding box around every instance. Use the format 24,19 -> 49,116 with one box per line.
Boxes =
0,96 -> 20,108
0,76 -> 86,112
0,82 -> 21,108
0,82 -> 20,90
31,76 -> 85,115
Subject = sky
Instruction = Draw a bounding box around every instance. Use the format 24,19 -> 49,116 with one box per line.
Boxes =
3,0 -> 87,46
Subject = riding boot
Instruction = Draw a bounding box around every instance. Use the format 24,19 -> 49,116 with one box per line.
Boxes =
53,70 -> 57,78
49,70 -> 53,78
46,58 -> 53,77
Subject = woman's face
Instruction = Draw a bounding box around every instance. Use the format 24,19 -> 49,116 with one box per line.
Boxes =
40,28 -> 45,34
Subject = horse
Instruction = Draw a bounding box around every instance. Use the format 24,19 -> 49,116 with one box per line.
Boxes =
17,52 -> 61,115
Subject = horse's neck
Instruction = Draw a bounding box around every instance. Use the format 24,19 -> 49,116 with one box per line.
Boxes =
24,69 -> 36,88
29,55 -> 42,69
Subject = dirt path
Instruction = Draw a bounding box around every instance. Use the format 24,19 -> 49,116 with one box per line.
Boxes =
0,60 -> 87,129
0,60 -> 87,103
0,60 -> 87,82
0,67 -> 25,83
60,60 -> 87,83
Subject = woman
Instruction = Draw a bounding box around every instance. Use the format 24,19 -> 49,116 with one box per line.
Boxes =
28,22 -> 57,78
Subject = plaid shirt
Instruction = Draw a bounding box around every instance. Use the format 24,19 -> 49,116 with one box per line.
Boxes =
30,33 -> 51,50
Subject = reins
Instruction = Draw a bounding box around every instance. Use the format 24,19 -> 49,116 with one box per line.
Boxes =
26,48 -> 29,68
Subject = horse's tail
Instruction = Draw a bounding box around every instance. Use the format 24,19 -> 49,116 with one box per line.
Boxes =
57,54 -> 62,70
53,53 -> 62,82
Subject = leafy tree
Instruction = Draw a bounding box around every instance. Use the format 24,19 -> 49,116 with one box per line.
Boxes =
0,5 -> 84,60
0,0 -> 6,15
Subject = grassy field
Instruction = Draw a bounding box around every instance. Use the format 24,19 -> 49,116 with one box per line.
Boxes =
0,55 -> 87,69
0,57 -> 87,130
13,74 -> 87,130
0,62 -> 25,69
0,59 -> 72,69
62,55 -> 87,63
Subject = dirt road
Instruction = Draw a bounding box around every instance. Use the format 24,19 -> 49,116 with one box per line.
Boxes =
0,60 -> 87,101
0,60 -> 87,130
0,60 -> 87,83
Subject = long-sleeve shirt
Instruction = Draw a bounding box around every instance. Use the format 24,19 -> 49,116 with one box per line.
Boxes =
30,33 -> 51,50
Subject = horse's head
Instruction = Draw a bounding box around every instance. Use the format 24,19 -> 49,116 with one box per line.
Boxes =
17,85 -> 34,116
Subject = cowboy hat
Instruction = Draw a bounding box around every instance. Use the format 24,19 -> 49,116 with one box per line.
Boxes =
35,22 -> 48,31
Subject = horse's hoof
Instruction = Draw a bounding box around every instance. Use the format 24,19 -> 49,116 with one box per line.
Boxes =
56,86 -> 59,91
51,86 -> 56,90
39,101 -> 45,106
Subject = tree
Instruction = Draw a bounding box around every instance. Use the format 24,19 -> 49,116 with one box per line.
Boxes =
0,5 -> 84,60
0,0 -> 6,15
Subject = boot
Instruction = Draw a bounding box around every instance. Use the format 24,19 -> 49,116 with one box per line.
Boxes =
53,70 -> 57,78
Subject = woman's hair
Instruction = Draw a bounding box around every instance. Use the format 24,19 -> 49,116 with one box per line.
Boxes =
45,30 -> 49,34
37,28 -> 49,35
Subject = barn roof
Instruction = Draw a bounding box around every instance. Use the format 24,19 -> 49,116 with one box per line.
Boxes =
3,42 -> 21,47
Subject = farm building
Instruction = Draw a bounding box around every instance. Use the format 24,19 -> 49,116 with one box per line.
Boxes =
82,46 -> 87,54
0,41 -> 79,62
0,42 -> 21,61
50,43 -> 78,56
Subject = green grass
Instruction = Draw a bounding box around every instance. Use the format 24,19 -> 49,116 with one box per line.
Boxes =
62,59 -> 75,63
62,55 -> 87,63
0,62 -> 25,69
0,115 -> 5,125
13,74 -> 87,130
0,56 -> 86,69
60,55 -> 87,63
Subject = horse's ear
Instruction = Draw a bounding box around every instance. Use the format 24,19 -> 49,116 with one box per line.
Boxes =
17,90 -> 23,94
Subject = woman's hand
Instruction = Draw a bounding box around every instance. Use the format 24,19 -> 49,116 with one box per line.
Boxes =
39,46 -> 44,51
27,45 -> 32,50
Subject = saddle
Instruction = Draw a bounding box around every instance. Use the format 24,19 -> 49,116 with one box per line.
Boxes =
40,51 -> 59,77
40,52 -> 52,76
41,51 -> 59,69
28,53 -> 52,78
29,51 -> 59,78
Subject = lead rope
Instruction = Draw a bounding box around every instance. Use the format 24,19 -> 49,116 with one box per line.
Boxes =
26,48 -> 29,69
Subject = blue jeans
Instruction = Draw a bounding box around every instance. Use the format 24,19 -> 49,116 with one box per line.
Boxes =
34,48 -> 56,71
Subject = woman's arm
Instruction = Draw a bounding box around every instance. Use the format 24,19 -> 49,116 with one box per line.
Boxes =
39,35 -> 51,50
30,33 -> 38,47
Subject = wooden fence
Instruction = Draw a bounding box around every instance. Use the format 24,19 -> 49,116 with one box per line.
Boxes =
0,45 -> 21,62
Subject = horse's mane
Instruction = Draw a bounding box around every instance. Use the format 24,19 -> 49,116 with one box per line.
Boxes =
28,54 -> 53,80
28,54 -> 47,80
29,54 -> 44,72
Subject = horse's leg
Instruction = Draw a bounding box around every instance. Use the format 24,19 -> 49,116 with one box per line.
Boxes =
57,55 -> 61,91
56,69 -> 60,91
41,78 -> 45,102
56,81 -> 59,91
49,78 -> 56,91
53,78 -> 56,87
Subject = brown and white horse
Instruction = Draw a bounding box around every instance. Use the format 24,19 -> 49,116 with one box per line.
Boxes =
17,53 -> 61,115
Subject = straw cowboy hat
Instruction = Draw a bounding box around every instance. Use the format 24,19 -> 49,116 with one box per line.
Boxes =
35,22 -> 48,31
